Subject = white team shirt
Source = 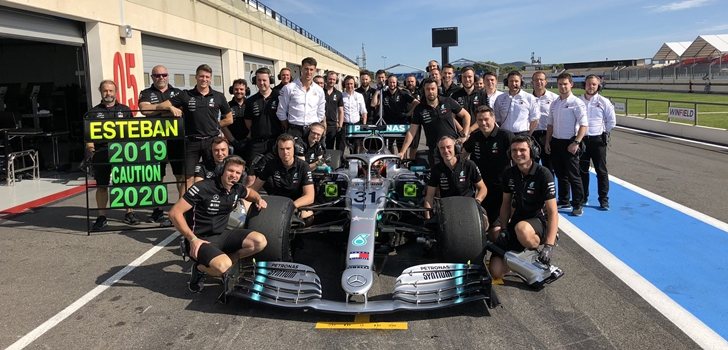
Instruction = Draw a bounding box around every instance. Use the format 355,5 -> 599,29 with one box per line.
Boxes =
547,93 -> 588,139
276,78 -> 326,126
580,93 -> 616,136
533,90 -> 559,131
342,90 -> 367,124
493,90 -> 539,133
486,90 -> 503,109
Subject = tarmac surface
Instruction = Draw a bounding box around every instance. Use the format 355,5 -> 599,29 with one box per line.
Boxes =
1,127 -> 726,349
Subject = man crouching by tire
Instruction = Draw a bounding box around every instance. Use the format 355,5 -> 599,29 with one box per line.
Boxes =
488,136 -> 558,280
169,155 -> 268,293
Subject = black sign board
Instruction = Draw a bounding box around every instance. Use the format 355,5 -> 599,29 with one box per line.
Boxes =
432,27 -> 458,47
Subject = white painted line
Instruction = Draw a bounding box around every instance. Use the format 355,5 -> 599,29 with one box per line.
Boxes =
7,232 -> 180,350
559,216 -> 728,349
608,173 -> 728,233
615,125 -> 728,150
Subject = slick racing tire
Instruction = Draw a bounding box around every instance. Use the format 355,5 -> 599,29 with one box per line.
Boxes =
246,195 -> 295,261
437,196 -> 487,262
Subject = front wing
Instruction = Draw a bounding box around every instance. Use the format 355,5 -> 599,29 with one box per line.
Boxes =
224,261 -> 498,314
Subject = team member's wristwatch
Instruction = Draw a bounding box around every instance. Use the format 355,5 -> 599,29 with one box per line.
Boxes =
572,139 -> 581,145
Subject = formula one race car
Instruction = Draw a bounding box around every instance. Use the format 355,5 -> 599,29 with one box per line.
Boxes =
222,125 -> 498,313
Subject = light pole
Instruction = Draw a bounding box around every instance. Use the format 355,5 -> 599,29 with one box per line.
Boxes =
381,56 -> 387,69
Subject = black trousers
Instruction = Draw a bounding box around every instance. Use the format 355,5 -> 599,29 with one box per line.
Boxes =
580,134 -> 609,202
550,138 -> 584,207
325,126 -> 338,150
532,130 -> 553,173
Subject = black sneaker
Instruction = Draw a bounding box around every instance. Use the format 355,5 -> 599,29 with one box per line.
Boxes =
189,263 -> 206,293
91,216 -> 108,231
571,206 -> 584,216
557,201 -> 572,210
149,208 -> 164,223
124,212 -> 140,225
599,200 -> 610,211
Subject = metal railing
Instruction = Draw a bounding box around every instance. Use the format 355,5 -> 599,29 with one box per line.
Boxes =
243,0 -> 358,66
607,96 -> 728,129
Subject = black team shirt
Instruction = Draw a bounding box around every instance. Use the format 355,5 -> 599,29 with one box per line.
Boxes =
168,87 -> 231,137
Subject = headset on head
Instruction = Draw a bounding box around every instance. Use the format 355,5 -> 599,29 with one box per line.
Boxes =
229,79 -> 250,97
215,154 -> 246,177
507,136 -> 541,161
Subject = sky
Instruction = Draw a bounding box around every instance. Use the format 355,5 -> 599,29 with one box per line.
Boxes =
265,0 -> 727,71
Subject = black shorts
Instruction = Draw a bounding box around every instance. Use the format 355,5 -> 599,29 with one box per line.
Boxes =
186,228 -> 254,267
170,137 -> 214,177
92,150 -> 111,186
501,217 -> 546,252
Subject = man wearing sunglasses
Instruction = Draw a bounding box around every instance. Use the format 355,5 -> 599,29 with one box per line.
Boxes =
139,65 -> 183,227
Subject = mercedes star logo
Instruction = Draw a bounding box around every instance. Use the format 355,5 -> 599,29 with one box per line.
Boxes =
347,274 -> 367,287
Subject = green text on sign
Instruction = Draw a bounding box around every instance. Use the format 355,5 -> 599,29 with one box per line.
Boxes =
109,141 -> 167,163
109,184 -> 168,208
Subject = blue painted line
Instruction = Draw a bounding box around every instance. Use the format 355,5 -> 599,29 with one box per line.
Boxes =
565,173 -> 728,339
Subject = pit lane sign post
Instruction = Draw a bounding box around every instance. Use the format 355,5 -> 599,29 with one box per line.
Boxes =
83,116 -> 184,234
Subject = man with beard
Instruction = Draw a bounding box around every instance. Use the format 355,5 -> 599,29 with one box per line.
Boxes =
381,75 -> 418,125
193,137 -> 250,186
272,67 -> 292,94
139,64 -> 182,226
251,134 -> 315,210
493,71 -> 539,136
398,78 -> 470,166
86,80 -> 138,230
488,136 -> 558,279
370,69 -> 388,124
424,136 -> 487,220
356,70 -> 377,120
277,57 -> 326,139
474,75 -> 485,91
531,71 -> 559,172
451,66 -> 488,130
153,64 -> 233,192
323,71 -> 343,149
243,67 -> 282,172
224,78 -> 249,157
463,106 -> 514,227
579,75 -> 615,210
440,64 -> 461,97
483,71 -> 503,108
404,74 -> 421,101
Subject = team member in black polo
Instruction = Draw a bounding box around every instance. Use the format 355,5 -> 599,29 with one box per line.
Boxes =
404,74 -> 421,101
224,78 -> 249,156
488,136 -> 558,280
356,70 -> 377,120
154,64 -> 233,192
323,71 -> 343,149
382,75 -> 418,125
138,64 -> 183,225
243,67 -> 282,169
86,80 -> 138,230
440,64 -> 461,97
463,106 -> 514,226
294,122 -> 326,171
169,155 -> 267,293
424,136 -> 487,219
451,66 -> 489,130
398,78 -> 471,165
193,136 -> 251,185
251,134 -> 315,209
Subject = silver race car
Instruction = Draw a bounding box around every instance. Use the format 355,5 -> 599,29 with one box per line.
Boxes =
222,125 -> 498,313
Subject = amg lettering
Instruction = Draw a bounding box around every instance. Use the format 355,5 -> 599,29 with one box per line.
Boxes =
423,271 -> 454,280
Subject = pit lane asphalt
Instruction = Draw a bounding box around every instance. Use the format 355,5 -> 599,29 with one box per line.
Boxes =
1,127 -> 723,350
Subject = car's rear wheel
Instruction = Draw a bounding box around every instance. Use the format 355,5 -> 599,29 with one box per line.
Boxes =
246,195 -> 295,261
437,196 -> 487,262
